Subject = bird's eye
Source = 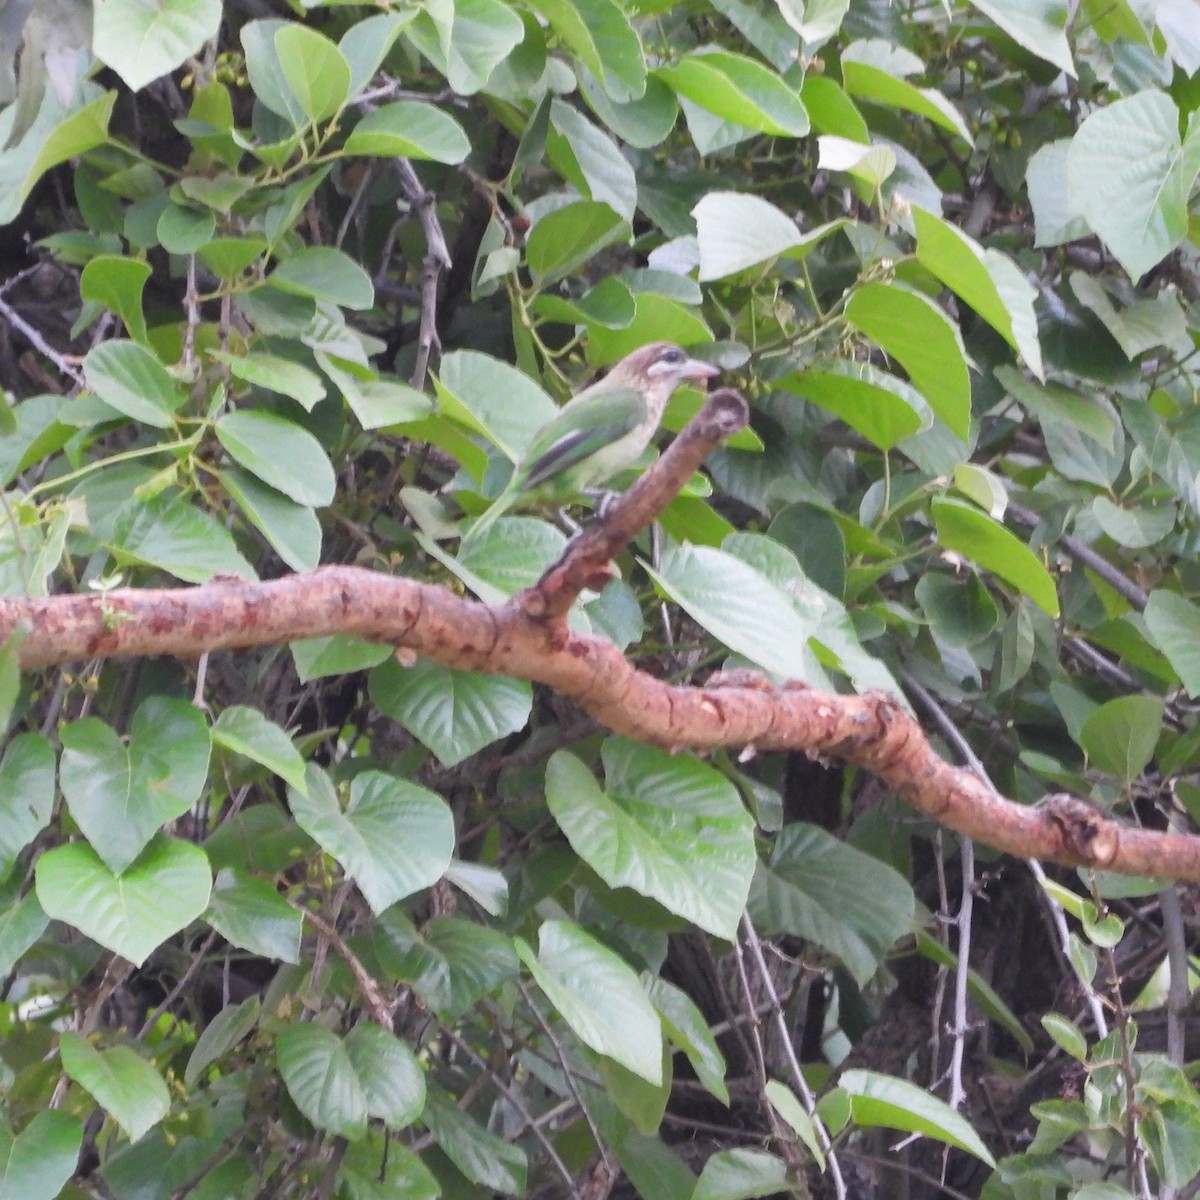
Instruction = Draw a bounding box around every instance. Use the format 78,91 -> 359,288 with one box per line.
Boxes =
659,348 -> 684,365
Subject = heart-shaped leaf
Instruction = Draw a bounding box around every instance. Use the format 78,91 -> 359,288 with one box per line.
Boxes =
59,698 -> 210,874
35,836 -> 212,966
288,766 -> 454,913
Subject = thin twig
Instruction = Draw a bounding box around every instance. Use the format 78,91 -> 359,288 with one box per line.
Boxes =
336,163 -> 374,250
392,158 -> 451,389
1159,883 -> 1188,1066
0,294 -> 84,386
1008,502 -> 1149,610
182,253 -> 200,371
901,673 -> 977,1110
438,1022 -> 579,1194
739,915 -> 847,1200
137,929 -> 220,1040
294,902 -> 394,1027
515,979 -> 611,1169
902,671 -> 1109,1038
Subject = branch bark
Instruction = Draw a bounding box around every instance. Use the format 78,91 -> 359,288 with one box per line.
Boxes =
2,397 -> 1198,882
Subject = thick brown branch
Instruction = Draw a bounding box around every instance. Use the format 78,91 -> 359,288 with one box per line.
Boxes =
3,568 -> 1200,881
518,387 -> 749,621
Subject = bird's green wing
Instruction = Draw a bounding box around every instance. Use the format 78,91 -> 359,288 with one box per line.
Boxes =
519,386 -> 648,491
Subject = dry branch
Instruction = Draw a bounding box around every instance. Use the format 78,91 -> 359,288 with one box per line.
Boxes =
3,393 -> 1199,882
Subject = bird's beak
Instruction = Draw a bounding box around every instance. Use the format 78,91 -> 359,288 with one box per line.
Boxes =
680,357 -> 720,382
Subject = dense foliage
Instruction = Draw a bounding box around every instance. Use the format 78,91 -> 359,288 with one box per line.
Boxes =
2,0 -> 1200,1197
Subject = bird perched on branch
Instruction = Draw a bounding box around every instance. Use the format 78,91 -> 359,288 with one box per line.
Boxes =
467,342 -> 719,540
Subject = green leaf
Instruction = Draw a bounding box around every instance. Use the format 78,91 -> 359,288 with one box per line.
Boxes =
996,366 -> 1122,487
915,572 -> 999,647
1041,1012 -> 1088,1059
549,99 -> 637,221
839,1069 -> 996,1164
291,636 -> 392,683
22,92 -> 118,207
692,191 -> 843,280
108,492 -> 258,584
779,361 -> 926,450
1079,695 -> 1164,784
818,135 -> 897,193
156,202 -> 215,253
0,892 -> 49,977
647,977 -> 728,1105
657,50 -> 809,137
35,835 -> 212,966
842,56 -> 971,146
0,1111 -> 82,1200
59,1032 -> 170,1143
340,12 -> 418,99
523,0 -> 646,102
1145,590 -> 1200,697
845,282 -> 971,439
268,247 -> 374,310
287,765 -> 454,914
79,255 -> 151,344
764,1080 -> 826,1166
692,1148 -> 789,1200
802,73 -> 869,140
1027,139 -> 1089,248
83,340 -> 184,429
912,206 -> 1042,377
275,1023 -> 367,1140
205,867 -> 302,962
92,0 -> 221,92
1067,92 -> 1200,280
517,919 -> 663,1083
344,101 -> 469,163
184,995 -> 261,1085
545,740 -> 756,939
0,626 -> 23,732
373,912 -> 519,1019
931,497 -> 1060,617
274,24 -> 350,123
369,657 -> 532,767
343,1024 -> 425,1130
1142,1101 -> 1200,1189
422,1085 -> 528,1193
212,706 -> 307,792
407,0 -> 526,96
1094,494 -> 1176,549
59,697 -> 210,875
179,172 -> 254,213
317,352 -> 433,430
197,235 -> 268,280
526,200 -> 630,284
968,0 -> 1074,76
211,351 -> 326,409
0,733 -> 54,881
434,349 -> 557,463
1070,272 -> 1188,359
216,410 -> 335,508
750,824 -> 915,984
241,21 -> 304,126
775,0 -> 849,43
646,542 -> 818,682
587,294 -> 713,364
579,70 -> 679,149
1081,0 -> 1151,42
221,467 -> 321,573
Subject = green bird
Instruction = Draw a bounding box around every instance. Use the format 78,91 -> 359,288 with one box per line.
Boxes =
466,342 -> 719,540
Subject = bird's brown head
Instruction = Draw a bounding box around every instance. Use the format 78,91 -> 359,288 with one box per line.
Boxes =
608,342 -> 720,397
